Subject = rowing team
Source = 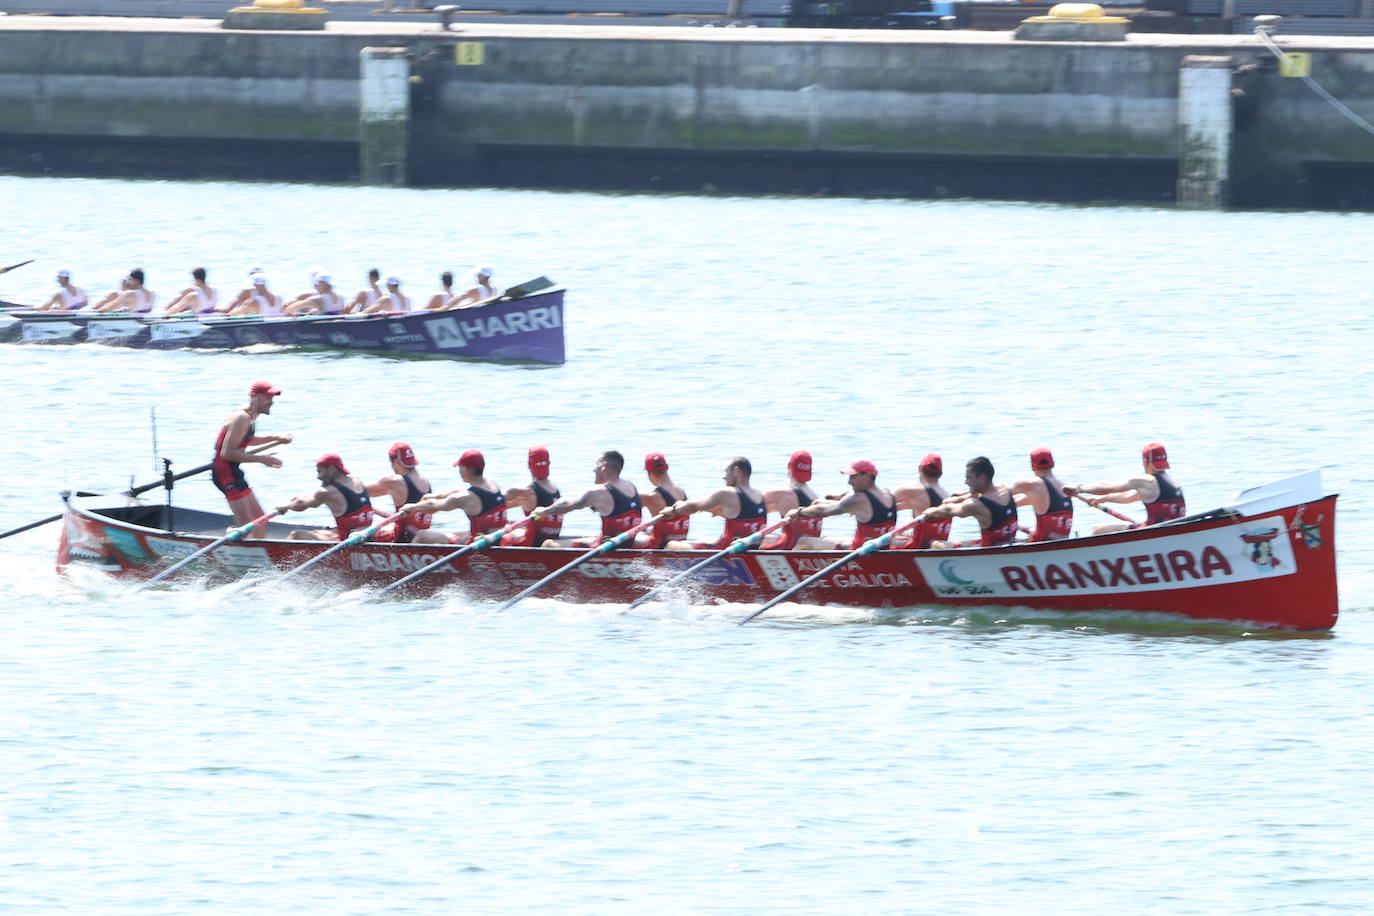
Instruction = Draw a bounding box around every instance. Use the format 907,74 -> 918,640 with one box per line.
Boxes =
216,382 -> 1186,550
30,266 -> 500,318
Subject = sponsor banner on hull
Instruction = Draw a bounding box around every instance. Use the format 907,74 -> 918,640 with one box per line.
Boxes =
424,305 -> 562,351
145,536 -> 200,559
916,515 -> 1298,599
151,321 -> 209,341
86,320 -> 144,340
21,321 -> 81,340
213,545 -> 274,568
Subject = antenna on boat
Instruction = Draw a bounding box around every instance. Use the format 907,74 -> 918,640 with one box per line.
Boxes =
162,458 -> 175,533
150,406 -> 159,475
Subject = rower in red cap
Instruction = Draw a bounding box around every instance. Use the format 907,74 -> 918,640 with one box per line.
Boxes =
364,442 -> 433,544
536,450 -> 643,547
787,458 -> 897,550
762,450 -> 823,550
659,456 -> 767,550
212,380 -> 292,537
399,449 -> 508,544
637,453 -> 690,549
275,453 -> 377,541
1064,442 -> 1186,534
1009,447 -> 1074,542
503,446 -> 566,548
915,456 -> 1019,548
893,453 -> 951,549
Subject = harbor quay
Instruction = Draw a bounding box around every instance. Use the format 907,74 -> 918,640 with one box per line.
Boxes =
1,15 -> 1373,207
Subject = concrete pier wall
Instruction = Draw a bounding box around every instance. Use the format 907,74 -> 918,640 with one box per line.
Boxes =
1,19 -> 1373,206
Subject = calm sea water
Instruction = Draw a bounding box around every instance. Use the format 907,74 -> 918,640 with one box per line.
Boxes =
1,175 -> 1372,914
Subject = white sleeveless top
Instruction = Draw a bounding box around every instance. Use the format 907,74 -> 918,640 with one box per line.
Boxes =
129,289 -> 154,314
59,287 -> 87,309
253,292 -> 283,318
320,291 -> 343,315
193,287 -> 219,314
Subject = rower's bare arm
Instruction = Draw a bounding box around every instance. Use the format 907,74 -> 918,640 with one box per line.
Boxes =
763,488 -> 799,516
544,488 -> 603,517
365,475 -> 401,500
796,494 -> 854,520
504,486 -> 536,514
893,486 -> 932,513
276,487 -> 330,514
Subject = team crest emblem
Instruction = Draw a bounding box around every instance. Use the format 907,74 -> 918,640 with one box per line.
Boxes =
1240,528 -> 1281,569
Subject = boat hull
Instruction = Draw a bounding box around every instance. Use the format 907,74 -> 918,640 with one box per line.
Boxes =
57,493 -> 1340,630
0,289 -> 565,363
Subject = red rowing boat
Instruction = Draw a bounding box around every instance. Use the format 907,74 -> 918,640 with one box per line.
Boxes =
56,472 -> 1338,630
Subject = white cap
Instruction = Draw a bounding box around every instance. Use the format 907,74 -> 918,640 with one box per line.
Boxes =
477,266 -> 493,278
252,275 -> 268,286
386,276 -> 401,286
315,273 -> 332,285
57,269 -> 70,279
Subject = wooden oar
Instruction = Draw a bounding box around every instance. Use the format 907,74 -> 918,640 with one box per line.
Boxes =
0,259 -> 34,275
495,512 -> 668,611
738,518 -> 921,626
136,511 -> 278,592
625,518 -> 787,611
0,442 -> 278,542
260,512 -> 404,590
373,514 -> 539,598
1070,492 -> 1136,524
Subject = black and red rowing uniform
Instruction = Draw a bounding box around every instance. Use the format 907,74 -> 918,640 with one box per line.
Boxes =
391,473 -> 433,544
331,480 -> 375,539
900,486 -> 951,550
765,487 -> 823,549
1142,474 -> 1186,525
1030,479 -> 1073,542
506,479 -> 564,547
849,489 -> 897,549
641,486 -> 690,550
464,484 -> 508,539
979,492 -> 1020,547
597,483 -> 643,544
212,420 -> 254,502
696,488 -> 768,550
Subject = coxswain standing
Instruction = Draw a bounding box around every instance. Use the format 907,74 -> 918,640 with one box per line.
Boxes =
788,458 -> 897,550
916,456 -> 1019,548
661,456 -> 768,550
503,446 -> 566,547
536,450 -> 643,548
892,453 -> 951,550
213,380 -> 291,537
762,450 -> 824,550
36,269 -> 87,311
365,442 -> 433,544
637,452 -> 689,549
275,453 -> 377,541
399,449 -> 508,545
164,267 -> 218,316
1064,442 -> 1186,534
1009,447 -> 1074,542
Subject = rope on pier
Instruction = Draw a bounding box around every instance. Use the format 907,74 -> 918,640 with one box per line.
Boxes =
1256,25 -> 1374,139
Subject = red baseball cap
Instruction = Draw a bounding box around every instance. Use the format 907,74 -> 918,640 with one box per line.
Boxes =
919,453 -> 942,475
1030,447 -> 1055,470
455,449 -> 485,470
250,380 -> 281,397
1142,442 -> 1169,469
842,459 -> 878,477
645,452 -> 669,472
788,450 -> 813,482
529,446 -> 551,479
389,442 -> 418,468
316,452 -> 348,474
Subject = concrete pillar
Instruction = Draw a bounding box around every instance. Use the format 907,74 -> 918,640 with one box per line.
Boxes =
1177,55 -> 1235,209
360,47 -> 410,186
